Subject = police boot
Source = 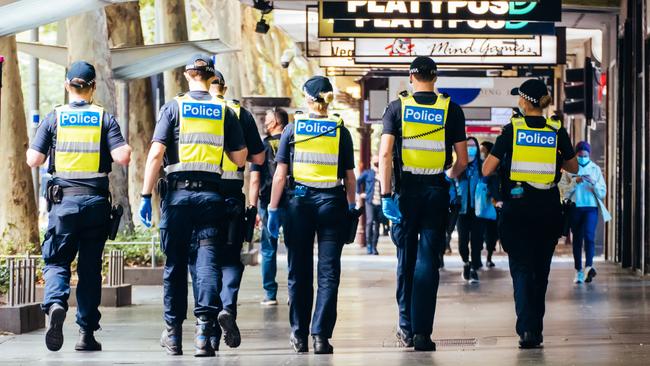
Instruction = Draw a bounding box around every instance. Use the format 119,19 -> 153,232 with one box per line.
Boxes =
74,329 -> 102,351
413,334 -> 436,352
313,335 -> 334,354
518,332 -> 543,349
210,320 -> 222,352
194,316 -> 215,357
45,303 -> 66,352
217,310 -> 241,348
290,333 -> 308,353
160,323 -> 183,356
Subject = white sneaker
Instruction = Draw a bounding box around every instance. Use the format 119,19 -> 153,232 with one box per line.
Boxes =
260,297 -> 278,306
574,270 -> 585,284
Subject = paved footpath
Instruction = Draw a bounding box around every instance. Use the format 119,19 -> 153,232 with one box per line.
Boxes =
1,238 -> 649,365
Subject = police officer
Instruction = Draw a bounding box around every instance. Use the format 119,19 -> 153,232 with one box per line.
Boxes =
138,55 -> 248,357
379,56 -> 468,351
482,79 -> 578,348
250,107 -> 290,305
267,76 -> 356,354
26,61 -> 132,352
187,69 -> 265,352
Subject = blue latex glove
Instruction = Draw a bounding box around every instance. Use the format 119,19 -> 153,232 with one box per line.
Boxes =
139,197 -> 152,228
348,203 -> 356,211
267,208 -> 280,238
382,196 -> 402,224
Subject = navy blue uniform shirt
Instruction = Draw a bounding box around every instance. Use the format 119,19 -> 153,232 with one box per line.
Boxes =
275,115 -> 355,179
382,92 -> 467,173
30,100 -> 126,190
152,91 -> 247,182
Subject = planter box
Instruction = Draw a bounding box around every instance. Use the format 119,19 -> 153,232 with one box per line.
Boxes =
124,267 -> 164,286
35,284 -> 132,307
0,303 -> 45,334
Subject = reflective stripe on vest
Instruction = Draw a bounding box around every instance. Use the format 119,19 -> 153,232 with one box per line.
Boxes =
292,116 -> 341,188
53,103 -> 106,179
165,94 -> 225,175
400,94 -> 449,175
221,100 -> 244,180
510,117 -> 561,185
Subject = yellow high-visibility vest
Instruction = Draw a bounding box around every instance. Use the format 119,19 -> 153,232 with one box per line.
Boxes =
292,115 -> 342,188
54,103 -> 106,179
221,100 -> 244,181
400,93 -> 450,175
510,117 -> 562,185
166,94 -> 225,175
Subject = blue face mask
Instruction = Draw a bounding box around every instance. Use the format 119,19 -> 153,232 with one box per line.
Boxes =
577,156 -> 590,166
468,146 -> 478,158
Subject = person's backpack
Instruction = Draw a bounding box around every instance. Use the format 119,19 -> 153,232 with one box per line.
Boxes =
475,179 -> 497,220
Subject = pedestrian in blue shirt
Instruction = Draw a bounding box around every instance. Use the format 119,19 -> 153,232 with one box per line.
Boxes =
356,155 -> 382,255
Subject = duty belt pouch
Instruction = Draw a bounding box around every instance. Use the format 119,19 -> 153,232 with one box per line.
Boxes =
108,205 -> 123,240
243,206 -> 257,243
156,178 -> 168,200
225,198 -> 244,246
344,207 -> 364,245
46,183 -> 63,211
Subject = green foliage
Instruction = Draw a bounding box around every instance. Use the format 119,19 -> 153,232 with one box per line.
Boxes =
0,263 -> 9,295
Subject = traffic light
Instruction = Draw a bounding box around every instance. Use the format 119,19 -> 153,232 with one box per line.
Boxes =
563,57 -> 593,119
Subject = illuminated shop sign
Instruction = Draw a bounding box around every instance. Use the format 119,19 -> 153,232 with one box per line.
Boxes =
319,18 -> 556,37
320,1 -> 561,22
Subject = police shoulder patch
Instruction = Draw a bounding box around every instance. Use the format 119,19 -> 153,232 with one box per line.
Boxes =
295,110 -> 304,115
176,92 -> 186,97
398,90 -> 409,97
230,99 -> 240,105
440,92 -> 450,98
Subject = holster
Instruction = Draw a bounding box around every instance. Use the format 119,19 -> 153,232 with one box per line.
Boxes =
243,206 -> 258,243
344,207 -> 364,245
225,198 -> 245,246
108,204 -> 123,240
156,178 -> 168,200
45,181 -> 63,211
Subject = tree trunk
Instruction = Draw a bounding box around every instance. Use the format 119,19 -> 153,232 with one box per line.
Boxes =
106,2 -> 159,226
156,0 -> 189,101
0,36 -> 39,253
66,10 -> 134,233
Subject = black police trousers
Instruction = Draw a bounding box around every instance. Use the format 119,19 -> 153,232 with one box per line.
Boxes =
391,183 -> 449,337
284,186 -> 347,339
41,194 -> 110,331
499,186 -> 562,338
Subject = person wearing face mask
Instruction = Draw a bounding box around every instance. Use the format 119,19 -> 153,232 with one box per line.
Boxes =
559,141 -> 606,284
250,107 -> 289,306
483,79 -> 578,349
356,155 -> 382,255
453,136 -> 484,283
479,141 -> 502,268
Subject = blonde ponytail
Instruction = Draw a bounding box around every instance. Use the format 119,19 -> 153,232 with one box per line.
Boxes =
538,95 -> 552,109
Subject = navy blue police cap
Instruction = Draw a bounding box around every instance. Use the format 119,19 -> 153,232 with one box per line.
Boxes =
409,56 -> 437,76
185,54 -> 215,74
212,69 -> 226,86
66,61 -> 96,87
303,76 -> 333,102
511,79 -> 548,107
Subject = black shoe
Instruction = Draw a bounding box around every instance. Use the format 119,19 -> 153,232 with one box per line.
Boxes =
373,250 -> 379,255
160,324 -> 183,356
413,334 -> 436,352
74,329 -> 102,351
290,333 -> 308,353
209,320 -> 221,352
518,332 -> 543,349
486,260 -> 496,268
194,316 -> 215,357
462,263 -> 470,281
585,266 -> 597,283
396,329 -> 413,348
45,303 -> 66,352
469,268 -> 480,284
313,335 -> 333,354
439,254 -> 445,269
218,310 -> 241,348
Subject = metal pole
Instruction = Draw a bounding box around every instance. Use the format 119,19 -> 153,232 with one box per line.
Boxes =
8,259 -> 14,307
28,28 -> 40,205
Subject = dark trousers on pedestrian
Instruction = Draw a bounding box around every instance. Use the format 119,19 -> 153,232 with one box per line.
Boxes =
160,189 -> 225,325
41,194 -> 110,331
482,218 -> 498,261
391,182 -> 448,338
570,206 -> 598,271
499,187 -> 561,338
457,209 -> 484,269
284,187 -> 347,339
365,203 -> 381,254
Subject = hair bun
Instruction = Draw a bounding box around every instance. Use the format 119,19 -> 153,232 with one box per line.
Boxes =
538,94 -> 552,108
320,91 -> 334,104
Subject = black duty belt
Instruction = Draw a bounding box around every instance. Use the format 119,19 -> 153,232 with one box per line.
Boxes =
62,187 -> 109,198
172,179 -> 220,192
401,173 -> 447,187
